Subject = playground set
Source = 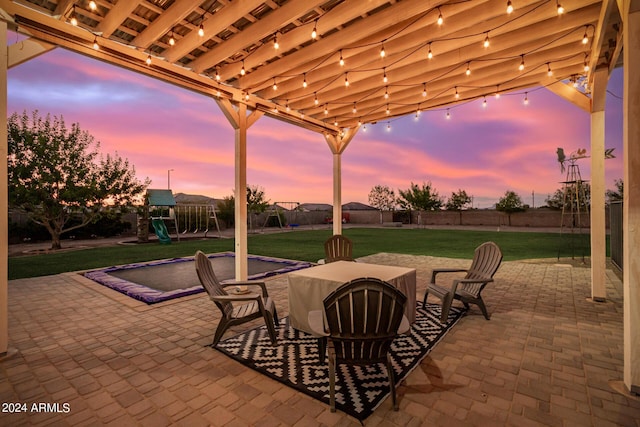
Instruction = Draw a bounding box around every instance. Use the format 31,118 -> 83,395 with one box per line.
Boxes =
142,189 -> 221,244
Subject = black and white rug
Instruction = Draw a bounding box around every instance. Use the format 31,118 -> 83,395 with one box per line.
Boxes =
215,302 -> 466,421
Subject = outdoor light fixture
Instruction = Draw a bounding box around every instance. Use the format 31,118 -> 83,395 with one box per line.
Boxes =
484,33 -> 490,48
302,73 -> 307,88
506,0 -> 514,14
198,23 -> 204,37
339,50 -> 344,66
437,8 -> 444,25
89,1 -> 97,11
70,5 -> 78,26
557,1 -> 565,14
383,68 -> 388,83
311,19 -> 318,39
344,73 -> 349,87
273,34 -> 279,50
240,60 -> 246,76
582,27 -> 589,44
215,69 -> 220,81
427,43 -> 433,59
422,83 -> 427,97
272,78 -> 277,91
169,29 -> 175,46
386,105 -> 390,115
314,92 -> 319,105
146,54 -> 152,65
466,62 -> 471,76
454,86 -> 459,99
384,86 -> 389,99
519,55 -> 525,71
93,36 -> 99,50
380,43 -> 386,58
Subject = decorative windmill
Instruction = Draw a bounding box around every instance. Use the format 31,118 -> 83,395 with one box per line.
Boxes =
555,147 -> 615,260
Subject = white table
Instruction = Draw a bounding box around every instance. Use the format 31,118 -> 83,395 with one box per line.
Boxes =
287,261 -> 417,335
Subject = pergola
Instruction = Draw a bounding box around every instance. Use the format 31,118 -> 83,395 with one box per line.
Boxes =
0,0 -> 638,396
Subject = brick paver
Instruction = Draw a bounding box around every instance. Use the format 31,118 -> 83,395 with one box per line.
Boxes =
1,252 -> 639,426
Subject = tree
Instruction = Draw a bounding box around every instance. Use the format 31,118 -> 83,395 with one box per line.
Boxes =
397,181 -> 443,211
545,182 -> 591,210
368,185 -> 396,223
8,111 -> 149,249
496,190 -> 526,226
606,179 -> 623,203
445,189 -> 472,224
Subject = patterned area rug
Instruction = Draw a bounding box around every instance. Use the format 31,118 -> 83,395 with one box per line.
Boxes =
215,302 -> 466,421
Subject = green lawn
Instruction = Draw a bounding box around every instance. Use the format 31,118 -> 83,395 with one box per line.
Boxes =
8,228 -> 597,280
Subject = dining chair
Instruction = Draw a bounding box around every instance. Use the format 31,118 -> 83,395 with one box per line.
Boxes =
323,234 -> 354,263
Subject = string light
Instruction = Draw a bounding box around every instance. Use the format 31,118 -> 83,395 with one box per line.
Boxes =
386,104 -> 390,115
198,15 -> 205,37
216,89 -> 221,97
387,123 -> 391,131
89,1 -> 97,11
482,96 -> 487,108
582,27 -> 589,44
169,29 -> 175,46
506,0 -> 514,14
240,60 -> 246,76
339,50 -> 345,66
324,104 -> 329,115
314,92 -> 319,105
362,124 -> 367,131
311,19 -> 318,39
334,118 -> 338,126
146,54 -> 152,65
286,100 -> 290,112
384,86 -> 389,99
557,1 -> 564,14
484,33 -> 490,48
357,118 -> 362,126
437,8 -> 444,25
273,33 -> 279,50
352,102 -> 357,114
584,54 -> 590,72
465,62 -> 471,76
415,108 -> 421,120
519,54 -> 525,71
547,62 -> 553,76
446,109 -> 451,119
302,73 -> 307,88
383,68 -> 388,83
380,43 -> 386,58
523,92 -> 529,105
454,86 -> 459,99
422,83 -> 427,97
70,5 -> 78,26
495,85 -> 501,99
272,78 -> 277,91
273,106 -> 278,114
344,72 -> 349,87
215,69 -> 221,81
245,92 -> 250,101
427,43 -> 433,59
93,36 -> 99,50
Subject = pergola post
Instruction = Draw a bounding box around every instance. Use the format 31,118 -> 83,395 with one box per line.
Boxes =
324,127 -> 359,235
623,0 -> 640,396
215,99 -> 263,280
0,21 -> 8,356
590,68 -> 608,301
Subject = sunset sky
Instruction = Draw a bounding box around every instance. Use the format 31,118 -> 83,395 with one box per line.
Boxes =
8,43 -> 624,209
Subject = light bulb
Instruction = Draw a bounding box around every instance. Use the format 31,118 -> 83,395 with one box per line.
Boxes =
437,9 -> 444,25
286,102 -> 290,112
146,55 -> 152,65
324,105 -> 328,115
422,83 -> 427,97
344,74 -> 349,87
274,35 -> 279,50
454,87 -> 459,99
466,63 -> 471,76
384,86 -> 389,99
383,68 -> 388,83
311,20 -> 318,39
89,1 -> 97,11
482,97 -> 487,108
523,93 -> 529,105
386,105 -> 390,115
547,63 -> 553,76
334,119 -> 338,126
272,79 -> 277,91
582,31 -> 588,45
557,2 -> 564,14
240,61 -> 246,76
387,123 -> 391,131
427,43 -> 433,59
245,93 -> 250,101
507,0 -> 514,14
70,13 -> 78,26
302,74 -> 307,88
484,34 -> 490,48
446,109 -> 451,119
339,50 -> 344,66
198,23 -> 204,37
352,103 -> 357,114
584,62 -> 590,72
519,55 -> 525,71
380,43 -> 386,58
314,93 -> 319,105
93,37 -> 99,50
215,70 -> 220,81
169,33 -> 175,46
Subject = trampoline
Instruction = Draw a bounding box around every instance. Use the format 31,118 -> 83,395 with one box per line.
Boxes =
83,252 -> 313,304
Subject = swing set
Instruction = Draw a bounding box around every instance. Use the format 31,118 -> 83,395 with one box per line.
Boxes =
174,204 -> 221,238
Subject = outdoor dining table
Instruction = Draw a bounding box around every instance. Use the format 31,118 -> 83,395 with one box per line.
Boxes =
287,261 -> 417,335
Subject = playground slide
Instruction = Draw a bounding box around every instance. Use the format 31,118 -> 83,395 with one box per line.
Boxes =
151,218 -> 172,244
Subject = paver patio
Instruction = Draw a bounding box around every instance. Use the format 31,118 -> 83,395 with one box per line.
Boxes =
1,253 -> 639,426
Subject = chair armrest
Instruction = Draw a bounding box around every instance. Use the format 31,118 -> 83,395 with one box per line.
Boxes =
221,280 -> 268,296
308,310 -> 329,337
450,277 -> 494,295
431,268 -> 468,283
211,294 -> 261,302
397,315 -> 411,335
